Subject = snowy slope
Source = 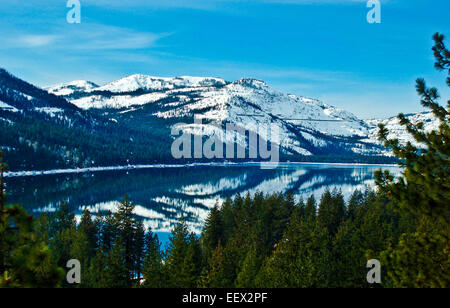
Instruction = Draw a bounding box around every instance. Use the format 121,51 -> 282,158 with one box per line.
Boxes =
364,112 -> 440,147
47,74 -> 364,138
49,74 -> 443,158
149,78 -> 373,155
45,80 -> 99,96
71,92 -> 169,109
2,67 -> 442,170
0,100 -> 19,112
48,75 -> 379,156
95,74 -> 227,93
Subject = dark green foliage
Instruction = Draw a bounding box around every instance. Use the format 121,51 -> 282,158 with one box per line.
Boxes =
165,217 -> 202,287
201,204 -> 223,259
113,195 -> 139,284
2,184 -> 440,288
382,217 -> 449,288
318,189 -> 346,237
197,189 -> 404,288
257,191 -> 367,287
0,151 -> 64,288
0,204 -> 65,288
375,33 -> 449,223
235,245 -> 263,288
104,240 -> 129,288
375,33 -> 449,288
78,209 -> 98,259
181,234 -> 202,287
142,232 -> 165,288
34,195 -> 159,288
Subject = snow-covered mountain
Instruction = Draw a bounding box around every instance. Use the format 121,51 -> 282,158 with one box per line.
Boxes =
48,74 -> 385,157
364,111 -> 439,147
2,68 -> 441,171
0,69 -> 167,171
96,75 -> 227,92
45,80 -> 99,96
0,68 -> 90,124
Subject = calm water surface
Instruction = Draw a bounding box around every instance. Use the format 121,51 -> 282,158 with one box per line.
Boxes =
4,163 -> 400,244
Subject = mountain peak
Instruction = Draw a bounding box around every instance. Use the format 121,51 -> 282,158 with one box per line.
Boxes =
46,80 -> 99,96
95,74 -> 227,93
233,78 -> 267,89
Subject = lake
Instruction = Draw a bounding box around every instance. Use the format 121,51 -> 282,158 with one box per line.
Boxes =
4,163 -> 400,246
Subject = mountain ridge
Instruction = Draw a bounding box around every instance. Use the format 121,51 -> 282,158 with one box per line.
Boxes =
45,73 -> 379,156
1,69 -> 436,171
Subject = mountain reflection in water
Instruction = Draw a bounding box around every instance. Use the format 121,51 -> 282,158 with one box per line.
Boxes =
5,163 -> 400,234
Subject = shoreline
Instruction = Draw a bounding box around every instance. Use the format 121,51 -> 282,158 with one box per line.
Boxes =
4,161 -> 399,178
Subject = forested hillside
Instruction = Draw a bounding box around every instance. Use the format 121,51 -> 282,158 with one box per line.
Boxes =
0,69 -> 175,170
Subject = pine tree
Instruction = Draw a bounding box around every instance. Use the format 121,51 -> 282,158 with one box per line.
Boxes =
317,190 -> 346,237
304,195 -> 317,221
113,195 -> 138,285
347,190 -> 364,221
220,196 -> 235,245
272,191 -> 296,246
375,33 -> 449,222
0,151 -> 64,287
375,33 -> 450,288
235,245 -> 263,288
382,217 -> 449,288
70,226 -> 90,288
48,202 -> 77,275
53,224 -> 77,287
49,202 -> 75,236
200,243 -> 229,288
142,232 -> 165,288
165,216 -> 190,287
134,219 -> 146,281
256,208 -> 329,288
85,246 -> 107,288
201,204 -> 223,259
104,239 -> 128,288
181,233 -> 202,287
0,150 -> 6,277
99,210 -> 115,252
78,209 -> 98,259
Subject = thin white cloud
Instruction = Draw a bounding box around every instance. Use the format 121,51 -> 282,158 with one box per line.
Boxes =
10,35 -> 60,48
1,24 -> 168,51
67,24 -> 167,50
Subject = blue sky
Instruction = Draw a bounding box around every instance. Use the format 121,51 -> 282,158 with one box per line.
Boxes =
1,0 -> 449,118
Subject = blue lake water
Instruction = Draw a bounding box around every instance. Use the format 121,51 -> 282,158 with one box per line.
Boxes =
4,163 -> 400,247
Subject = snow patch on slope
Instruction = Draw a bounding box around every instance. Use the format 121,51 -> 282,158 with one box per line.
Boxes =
34,107 -> 64,117
96,74 -> 227,93
46,80 -> 98,96
71,92 -> 168,109
0,100 -> 19,112
364,112 -> 440,147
